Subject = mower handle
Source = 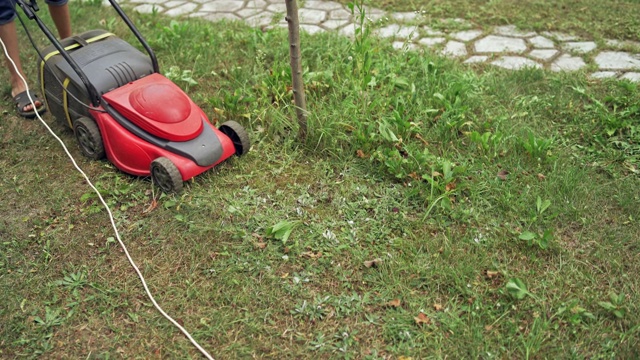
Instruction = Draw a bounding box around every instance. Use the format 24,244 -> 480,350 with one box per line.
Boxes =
15,0 -> 102,106
107,0 -> 159,74
14,0 -> 160,107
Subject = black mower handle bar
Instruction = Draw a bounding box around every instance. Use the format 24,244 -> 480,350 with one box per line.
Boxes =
15,0 -> 160,107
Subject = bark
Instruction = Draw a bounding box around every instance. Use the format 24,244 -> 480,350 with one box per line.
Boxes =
285,0 -> 308,141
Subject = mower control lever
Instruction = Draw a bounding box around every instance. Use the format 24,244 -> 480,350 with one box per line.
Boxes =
15,0 -> 39,19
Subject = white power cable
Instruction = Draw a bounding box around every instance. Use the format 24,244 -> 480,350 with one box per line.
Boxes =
1,36 -> 214,360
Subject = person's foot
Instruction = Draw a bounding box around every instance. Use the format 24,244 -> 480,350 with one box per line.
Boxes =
11,81 -> 42,114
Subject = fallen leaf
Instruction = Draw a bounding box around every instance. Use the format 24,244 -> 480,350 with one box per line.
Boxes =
445,182 -> 457,192
356,150 -> 367,158
414,312 -> 430,326
433,303 -> 443,311
398,356 -> 414,360
484,270 -> 500,279
485,325 -> 493,331
386,299 -> 401,308
300,251 -> 322,259
415,133 -> 429,146
280,273 -> 289,278
142,199 -> 158,214
255,242 -> 267,249
364,258 -> 383,268
408,172 -> 420,180
537,173 -> 546,181
497,169 -> 509,181
432,171 -> 443,178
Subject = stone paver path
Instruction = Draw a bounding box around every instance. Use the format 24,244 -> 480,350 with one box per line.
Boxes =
117,0 -> 640,82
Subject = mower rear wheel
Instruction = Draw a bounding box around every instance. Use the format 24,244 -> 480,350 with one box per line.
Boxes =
150,157 -> 183,194
74,117 -> 105,160
218,120 -> 250,156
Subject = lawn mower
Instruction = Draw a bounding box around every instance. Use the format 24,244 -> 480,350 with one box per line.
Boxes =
15,0 -> 250,193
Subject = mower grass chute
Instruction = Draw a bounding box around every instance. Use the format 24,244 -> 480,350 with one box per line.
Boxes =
16,0 -> 249,194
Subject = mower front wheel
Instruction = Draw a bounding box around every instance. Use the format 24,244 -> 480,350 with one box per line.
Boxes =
150,157 -> 183,194
218,120 -> 250,156
74,117 -> 105,160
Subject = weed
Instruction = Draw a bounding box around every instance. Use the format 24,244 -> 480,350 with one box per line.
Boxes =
520,131 -> 554,160
265,220 -> 299,245
469,130 -> 504,156
348,0 -> 376,90
555,300 -> 595,327
34,307 -> 64,329
54,270 -> 88,296
598,292 -> 627,319
505,278 -> 536,300
292,296 -> 329,322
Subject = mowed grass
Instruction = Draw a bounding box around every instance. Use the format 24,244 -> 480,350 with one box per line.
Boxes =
350,0 -> 640,41
1,1 -> 639,359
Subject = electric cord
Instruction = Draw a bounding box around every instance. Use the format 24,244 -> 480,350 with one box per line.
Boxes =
1,35 -> 214,360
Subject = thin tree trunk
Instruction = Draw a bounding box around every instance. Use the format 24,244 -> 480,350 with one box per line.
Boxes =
284,0 -> 308,141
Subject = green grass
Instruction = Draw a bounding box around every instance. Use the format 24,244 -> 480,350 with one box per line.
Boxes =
1,1 -> 640,358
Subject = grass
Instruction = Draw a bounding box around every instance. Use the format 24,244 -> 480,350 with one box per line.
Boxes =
1,0 -> 640,358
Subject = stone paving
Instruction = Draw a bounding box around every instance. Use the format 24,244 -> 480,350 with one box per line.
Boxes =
115,0 -> 640,82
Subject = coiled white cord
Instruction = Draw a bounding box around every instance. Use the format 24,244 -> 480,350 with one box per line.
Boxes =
1,36 -> 214,360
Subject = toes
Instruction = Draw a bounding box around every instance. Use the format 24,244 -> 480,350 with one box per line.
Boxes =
21,100 -> 42,113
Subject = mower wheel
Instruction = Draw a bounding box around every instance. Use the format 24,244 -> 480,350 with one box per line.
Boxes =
218,120 -> 250,156
150,157 -> 183,194
74,117 -> 105,160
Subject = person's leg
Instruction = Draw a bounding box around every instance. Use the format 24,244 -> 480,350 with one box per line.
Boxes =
0,19 -> 42,112
47,0 -> 71,39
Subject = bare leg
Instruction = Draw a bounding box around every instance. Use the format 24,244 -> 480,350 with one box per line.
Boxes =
48,3 -> 71,39
0,20 -> 41,111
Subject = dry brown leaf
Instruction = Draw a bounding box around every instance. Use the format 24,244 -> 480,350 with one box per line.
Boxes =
537,173 -> 546,181
433,303 -> 443,311
432,171 -> 443,178
280,273 -> 289,278
386,299 -> 401,308
414,312 -> 430,326
255,242 -> 267,249
142,199 -> 158,214
356,150 -> 367,158
301,251 -> 322,259
415,133 -> 429,146
484,270 -> 500,279
408,172 -> 420,180
497,169 -> 509,181
485,325 -> 493,331
364,258 -> 383,268
445,182 -> 457,192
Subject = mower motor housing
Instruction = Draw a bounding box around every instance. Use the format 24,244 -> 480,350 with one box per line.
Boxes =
39,29 -> 154,129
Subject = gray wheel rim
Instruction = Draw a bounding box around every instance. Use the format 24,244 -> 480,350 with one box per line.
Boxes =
152,164 -> 174,192
77,125 -> 97,155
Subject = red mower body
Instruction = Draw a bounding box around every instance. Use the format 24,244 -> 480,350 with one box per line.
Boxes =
95,74 -> 236,180
30,18 -> 249,193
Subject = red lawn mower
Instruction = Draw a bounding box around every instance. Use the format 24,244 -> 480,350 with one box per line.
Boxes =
16,0 -> 249,193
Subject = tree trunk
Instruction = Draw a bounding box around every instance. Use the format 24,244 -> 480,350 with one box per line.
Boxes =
284,0 -> 308,141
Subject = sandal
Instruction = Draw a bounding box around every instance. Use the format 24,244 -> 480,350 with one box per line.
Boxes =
14,90 -> 47,119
